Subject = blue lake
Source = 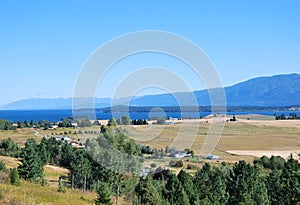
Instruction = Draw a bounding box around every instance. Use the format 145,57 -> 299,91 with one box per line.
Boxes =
0,109 -> 299,122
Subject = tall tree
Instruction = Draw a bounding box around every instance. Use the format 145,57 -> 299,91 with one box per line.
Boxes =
60,142 -> 74,168
227,160 -> 269,205
163,173 -> 189,205
194,163 -> 212,201
46,137 -> 62,164
18,138 -> 44,183
135,176 -> 163,205
38,137 -> 50,165
178,169 -> 199,204
69,151 -> 92,191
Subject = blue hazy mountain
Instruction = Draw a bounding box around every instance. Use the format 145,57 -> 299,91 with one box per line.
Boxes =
1,73 -> 299,110
129,73 -> 300,107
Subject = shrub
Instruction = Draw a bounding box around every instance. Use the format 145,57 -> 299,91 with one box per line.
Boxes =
0,161 -> 7,172
57,180 -> 66,193
187,164 -> 198,170
150,163 -> 157,168
170,160 -> 183,168
10,168 -> 21,186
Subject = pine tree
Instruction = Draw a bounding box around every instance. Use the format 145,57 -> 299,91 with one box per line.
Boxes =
95,182 -> 113,205
69,151 -> 92,191
163,173 -> 189,205
10,167 -> 21,186
178,169 -> 199,204
135,176 -> 163,205
194,163 -> 212,201
38,138 -> 50,165
60,142 -> 74,168
227,160 -> 269,205
18,138 -> 44,183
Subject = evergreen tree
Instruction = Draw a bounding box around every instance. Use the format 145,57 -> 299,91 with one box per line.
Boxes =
194,163 -> 229,204
69,151 -> 92,191
194,163 -> 212,201
38,138 -> 50,165
18,138 -> 44,183
135,176 -> 163,205
10,167 -> 21,186
60,142 -> 74,168
280,156 -> 300,204
95,182 -> 113,205
0,138 -> 19,157
267,168 -> 284,204
227,160 -> 269,205
178,170 -> 199,204
163,173 -> 189,205
46,137 -> 62,164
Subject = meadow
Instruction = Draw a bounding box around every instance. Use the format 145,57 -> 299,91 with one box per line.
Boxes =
122,115 -> 300,163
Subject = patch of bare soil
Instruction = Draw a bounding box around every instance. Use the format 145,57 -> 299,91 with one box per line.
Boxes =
226,150 -> 300,159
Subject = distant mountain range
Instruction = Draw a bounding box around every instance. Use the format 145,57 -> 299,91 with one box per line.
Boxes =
1,73 -> 300,110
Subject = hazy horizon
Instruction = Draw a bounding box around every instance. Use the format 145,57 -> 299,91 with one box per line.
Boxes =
0,72 -> 298,105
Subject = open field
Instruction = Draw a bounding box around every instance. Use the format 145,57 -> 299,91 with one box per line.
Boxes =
121,115 -> 300,163
1,115 -> 299,163
0,129 -> 39,146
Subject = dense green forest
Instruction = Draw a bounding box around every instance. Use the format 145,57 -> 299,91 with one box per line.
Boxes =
0,126 -> 299,204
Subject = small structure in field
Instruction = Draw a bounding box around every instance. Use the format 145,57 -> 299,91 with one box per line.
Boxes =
171,150 -> 190,158
206,154 -> 220,160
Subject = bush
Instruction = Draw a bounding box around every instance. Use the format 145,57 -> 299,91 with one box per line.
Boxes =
57,180 -> 66,193
0,161 -> 7,172
187,164 -> 198,170
150,163 -> 157,168
170,160 -> 183,168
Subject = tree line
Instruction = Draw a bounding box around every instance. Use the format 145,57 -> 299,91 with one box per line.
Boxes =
0,117 -> 96,131
275,113 -> 300,120
135,155 -> 299,205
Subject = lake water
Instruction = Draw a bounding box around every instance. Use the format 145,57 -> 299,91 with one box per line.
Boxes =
0,109 -> 299,122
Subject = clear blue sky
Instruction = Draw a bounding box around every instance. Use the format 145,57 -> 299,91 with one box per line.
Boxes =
1,0 -> 299,106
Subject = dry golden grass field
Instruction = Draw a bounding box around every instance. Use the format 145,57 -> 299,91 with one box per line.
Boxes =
121,115 -> 300,163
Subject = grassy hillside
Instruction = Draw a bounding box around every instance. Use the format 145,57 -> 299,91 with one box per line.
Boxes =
0,180 -> 96,205
0,156 -> 97,205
